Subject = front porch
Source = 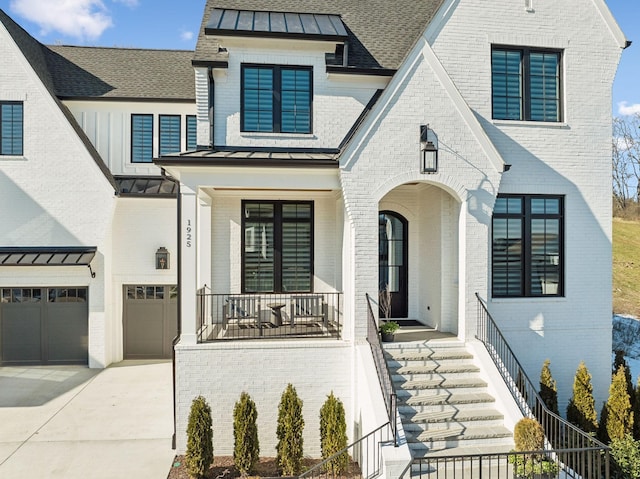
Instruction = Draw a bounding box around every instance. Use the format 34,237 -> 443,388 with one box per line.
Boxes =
196,290 -> 343,341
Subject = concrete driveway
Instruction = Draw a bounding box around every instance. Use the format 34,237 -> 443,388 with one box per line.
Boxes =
0,361 -> 175,478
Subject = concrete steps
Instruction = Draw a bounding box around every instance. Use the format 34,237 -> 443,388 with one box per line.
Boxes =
383,339 -> 514,470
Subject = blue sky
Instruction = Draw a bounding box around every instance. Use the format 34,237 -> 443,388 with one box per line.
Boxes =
0,0 -> 637,115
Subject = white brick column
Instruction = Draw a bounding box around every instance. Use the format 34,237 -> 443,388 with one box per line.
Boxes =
197,194 -> 212,289
180,186 -> 198,345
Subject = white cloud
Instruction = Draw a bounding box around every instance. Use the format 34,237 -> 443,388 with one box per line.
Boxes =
180,30 -> 194,41
112,0 -> 139,7
10,0 -> 113,41
618,101 -> 640,116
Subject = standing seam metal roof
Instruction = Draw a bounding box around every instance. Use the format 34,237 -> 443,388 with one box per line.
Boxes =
196,0 -> 446,70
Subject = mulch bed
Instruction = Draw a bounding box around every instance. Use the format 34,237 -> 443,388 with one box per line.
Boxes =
167,455 -> 363,479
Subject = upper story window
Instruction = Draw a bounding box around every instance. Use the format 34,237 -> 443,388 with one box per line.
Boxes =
492,195 -> 563,298
131,114 -> 153,163
491,47 -> 562,122
159,115 -> 181,155
1,101 -> 23,156
241,65 -> 312,134
242,201 -> 313,293
186,115 -> 197,150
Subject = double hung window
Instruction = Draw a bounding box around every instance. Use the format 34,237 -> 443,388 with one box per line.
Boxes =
131,114 -> 153,163
491,47 -> 562,122
492,195 -> 563,297
241,65 -> 312,133
242,201 -> 313,293
1,101 -> 23,156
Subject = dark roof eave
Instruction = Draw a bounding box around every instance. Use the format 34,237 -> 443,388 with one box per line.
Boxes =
154,158 -> 339,168
205,27 -> 346,43
191,59 -> 229,68
326,66 -> 396,77
59,95 -> 195,103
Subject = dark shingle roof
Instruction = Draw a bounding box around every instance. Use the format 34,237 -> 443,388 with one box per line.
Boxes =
47,46 -> 196,100
195,0 -> 445,71
0,9 -> 117,190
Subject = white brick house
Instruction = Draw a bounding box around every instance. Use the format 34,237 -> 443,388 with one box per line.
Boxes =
0,0 -> 627,465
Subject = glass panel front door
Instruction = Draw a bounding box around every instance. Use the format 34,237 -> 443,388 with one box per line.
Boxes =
379,211 -> 408,318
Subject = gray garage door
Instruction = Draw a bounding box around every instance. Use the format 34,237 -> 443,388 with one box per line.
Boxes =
123,285 -> 177,359
0,287 -> 88,365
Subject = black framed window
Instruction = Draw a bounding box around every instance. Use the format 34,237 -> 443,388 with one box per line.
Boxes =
186,115 -> 197,150
1,101 -> 23,156
131,114 -> 153,163
492,47 -> 562,122
159,115 -> 181,155
241,65 -> 312,133
242,201 -> 313,293
492,195 -> 563,297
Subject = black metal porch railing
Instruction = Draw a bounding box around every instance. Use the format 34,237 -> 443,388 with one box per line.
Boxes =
408,295 -> 609,479
474,292 -> 609,478
196,291 -> 342,341
366,293 -> 398,447
298,421 -> 393,479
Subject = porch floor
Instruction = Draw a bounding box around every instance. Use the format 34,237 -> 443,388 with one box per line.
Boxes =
392,325 -> 456,343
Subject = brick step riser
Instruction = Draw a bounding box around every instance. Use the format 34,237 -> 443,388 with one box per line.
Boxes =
407,436 -> 514,453
395,382 -> 488,393
385,353 -> 474,363
399,402 -> 497,414
388,360 -> 478,371
392,371 -> 482,382
402,417 -> 506,432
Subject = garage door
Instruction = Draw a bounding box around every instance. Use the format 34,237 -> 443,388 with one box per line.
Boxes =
123,285 -> 177,359
0,287 -> 88,365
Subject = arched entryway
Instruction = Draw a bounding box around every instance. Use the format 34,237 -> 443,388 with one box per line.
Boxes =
379,211 -> 408,318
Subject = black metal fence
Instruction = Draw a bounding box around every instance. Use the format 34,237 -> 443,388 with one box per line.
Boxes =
196,290 -> 342,341
365,293 -> 398,447
409,447 -> 607,479
474,292 -> 609,479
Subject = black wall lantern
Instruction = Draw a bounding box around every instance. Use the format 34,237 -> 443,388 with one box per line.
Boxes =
156,247 -> 170,270
420,124 -> 438,173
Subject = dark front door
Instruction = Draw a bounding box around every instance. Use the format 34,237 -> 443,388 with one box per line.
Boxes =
379,211 -> 408,318
123,285 -> 177,359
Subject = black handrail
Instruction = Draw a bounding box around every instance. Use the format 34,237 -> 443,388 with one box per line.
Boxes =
297,421 -> 392,478
475,292 -> 609,479
365,293 -> 398,447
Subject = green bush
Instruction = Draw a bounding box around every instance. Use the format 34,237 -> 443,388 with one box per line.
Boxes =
276,384 -> 305,476
510,418 -> 558,479
233,392 -> 259,476
635,377 -> 640,440
539,359 -> 559,415
611,434 -> 640,479
319,392 -> 348,475
566,361 -> 598,433
185,396 -> 214,479
605,366 -> 634,442
514,417 -> 545,452
614,351 -> 635,404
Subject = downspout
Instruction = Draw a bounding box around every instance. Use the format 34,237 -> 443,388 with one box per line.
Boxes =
208,67 -> 215,149
162,168 -> 181,450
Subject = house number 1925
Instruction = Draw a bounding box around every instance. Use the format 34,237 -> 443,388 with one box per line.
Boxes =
186,219 -> 193,247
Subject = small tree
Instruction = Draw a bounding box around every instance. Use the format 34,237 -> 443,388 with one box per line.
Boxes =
276,384 -> 305,476
233,392 -> 260,476
539,359 -> 559,415
611,434 -> 640,479
614,351 -> 635,405
605,366 -> 634,442
185,396 -> 214,479
566,361 -> 598,433
320,392 -> 348,475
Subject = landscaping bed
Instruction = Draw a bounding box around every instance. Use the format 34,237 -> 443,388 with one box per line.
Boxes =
167,455 -> 363,479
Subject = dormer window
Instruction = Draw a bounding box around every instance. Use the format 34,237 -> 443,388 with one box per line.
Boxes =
241,65 -> 312,134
